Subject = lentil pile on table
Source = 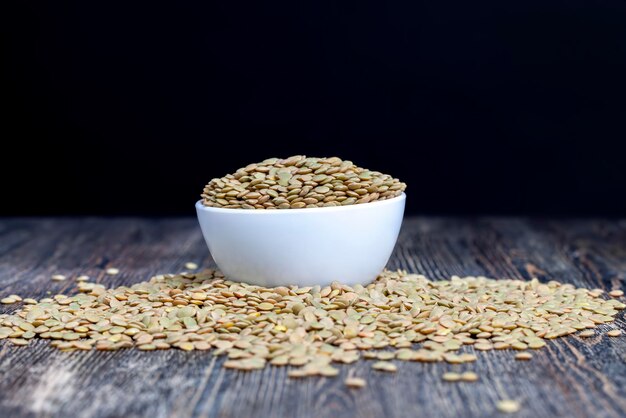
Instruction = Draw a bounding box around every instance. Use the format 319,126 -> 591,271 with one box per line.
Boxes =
201,155 -> 406,209
1,269 -> 623,380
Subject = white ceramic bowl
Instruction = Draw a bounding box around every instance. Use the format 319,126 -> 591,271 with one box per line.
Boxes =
195,193 -> 405,287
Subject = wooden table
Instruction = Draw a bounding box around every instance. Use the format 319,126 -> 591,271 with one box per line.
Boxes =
0,218 -> 625,418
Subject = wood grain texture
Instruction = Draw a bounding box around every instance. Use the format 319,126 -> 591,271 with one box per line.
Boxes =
0,218 -> 625,418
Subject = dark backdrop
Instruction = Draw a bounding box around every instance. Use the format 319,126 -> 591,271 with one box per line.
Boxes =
3,1 -> 626,216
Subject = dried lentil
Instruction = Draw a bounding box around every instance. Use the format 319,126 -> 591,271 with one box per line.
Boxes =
0,268 -> 622,382
345,377 -> 367,388
496,400 -> 521,413
514,352 -> 533,361
201,156 -> 406,209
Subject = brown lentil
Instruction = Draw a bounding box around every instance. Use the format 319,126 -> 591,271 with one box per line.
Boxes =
201,156 -> 406,209
0,268 -> 622,381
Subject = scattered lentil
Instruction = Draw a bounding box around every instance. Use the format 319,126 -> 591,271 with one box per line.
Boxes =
460,371 -> 479,382
0,268 -> 623,383
496,400 -> 521,413
372,361 -> 397,372
51,275 -> 66,281
442,372 -> 461,382
105,268 -> 119,275
609,290 -> 624,298
344,377 -> 367,388
185,262 -> 199,270
514,352 -> 533,361
607,330 -> 622,337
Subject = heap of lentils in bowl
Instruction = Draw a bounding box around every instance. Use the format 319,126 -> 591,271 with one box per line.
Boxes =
201,156 -> 407,209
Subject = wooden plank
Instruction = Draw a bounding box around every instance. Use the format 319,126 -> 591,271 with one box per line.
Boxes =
0,218 -> 624,418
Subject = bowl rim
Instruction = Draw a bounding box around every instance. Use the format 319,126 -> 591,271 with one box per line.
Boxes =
196,192 -> 405,215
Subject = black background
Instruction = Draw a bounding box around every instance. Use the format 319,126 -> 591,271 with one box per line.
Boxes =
3,1 -> 626,216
